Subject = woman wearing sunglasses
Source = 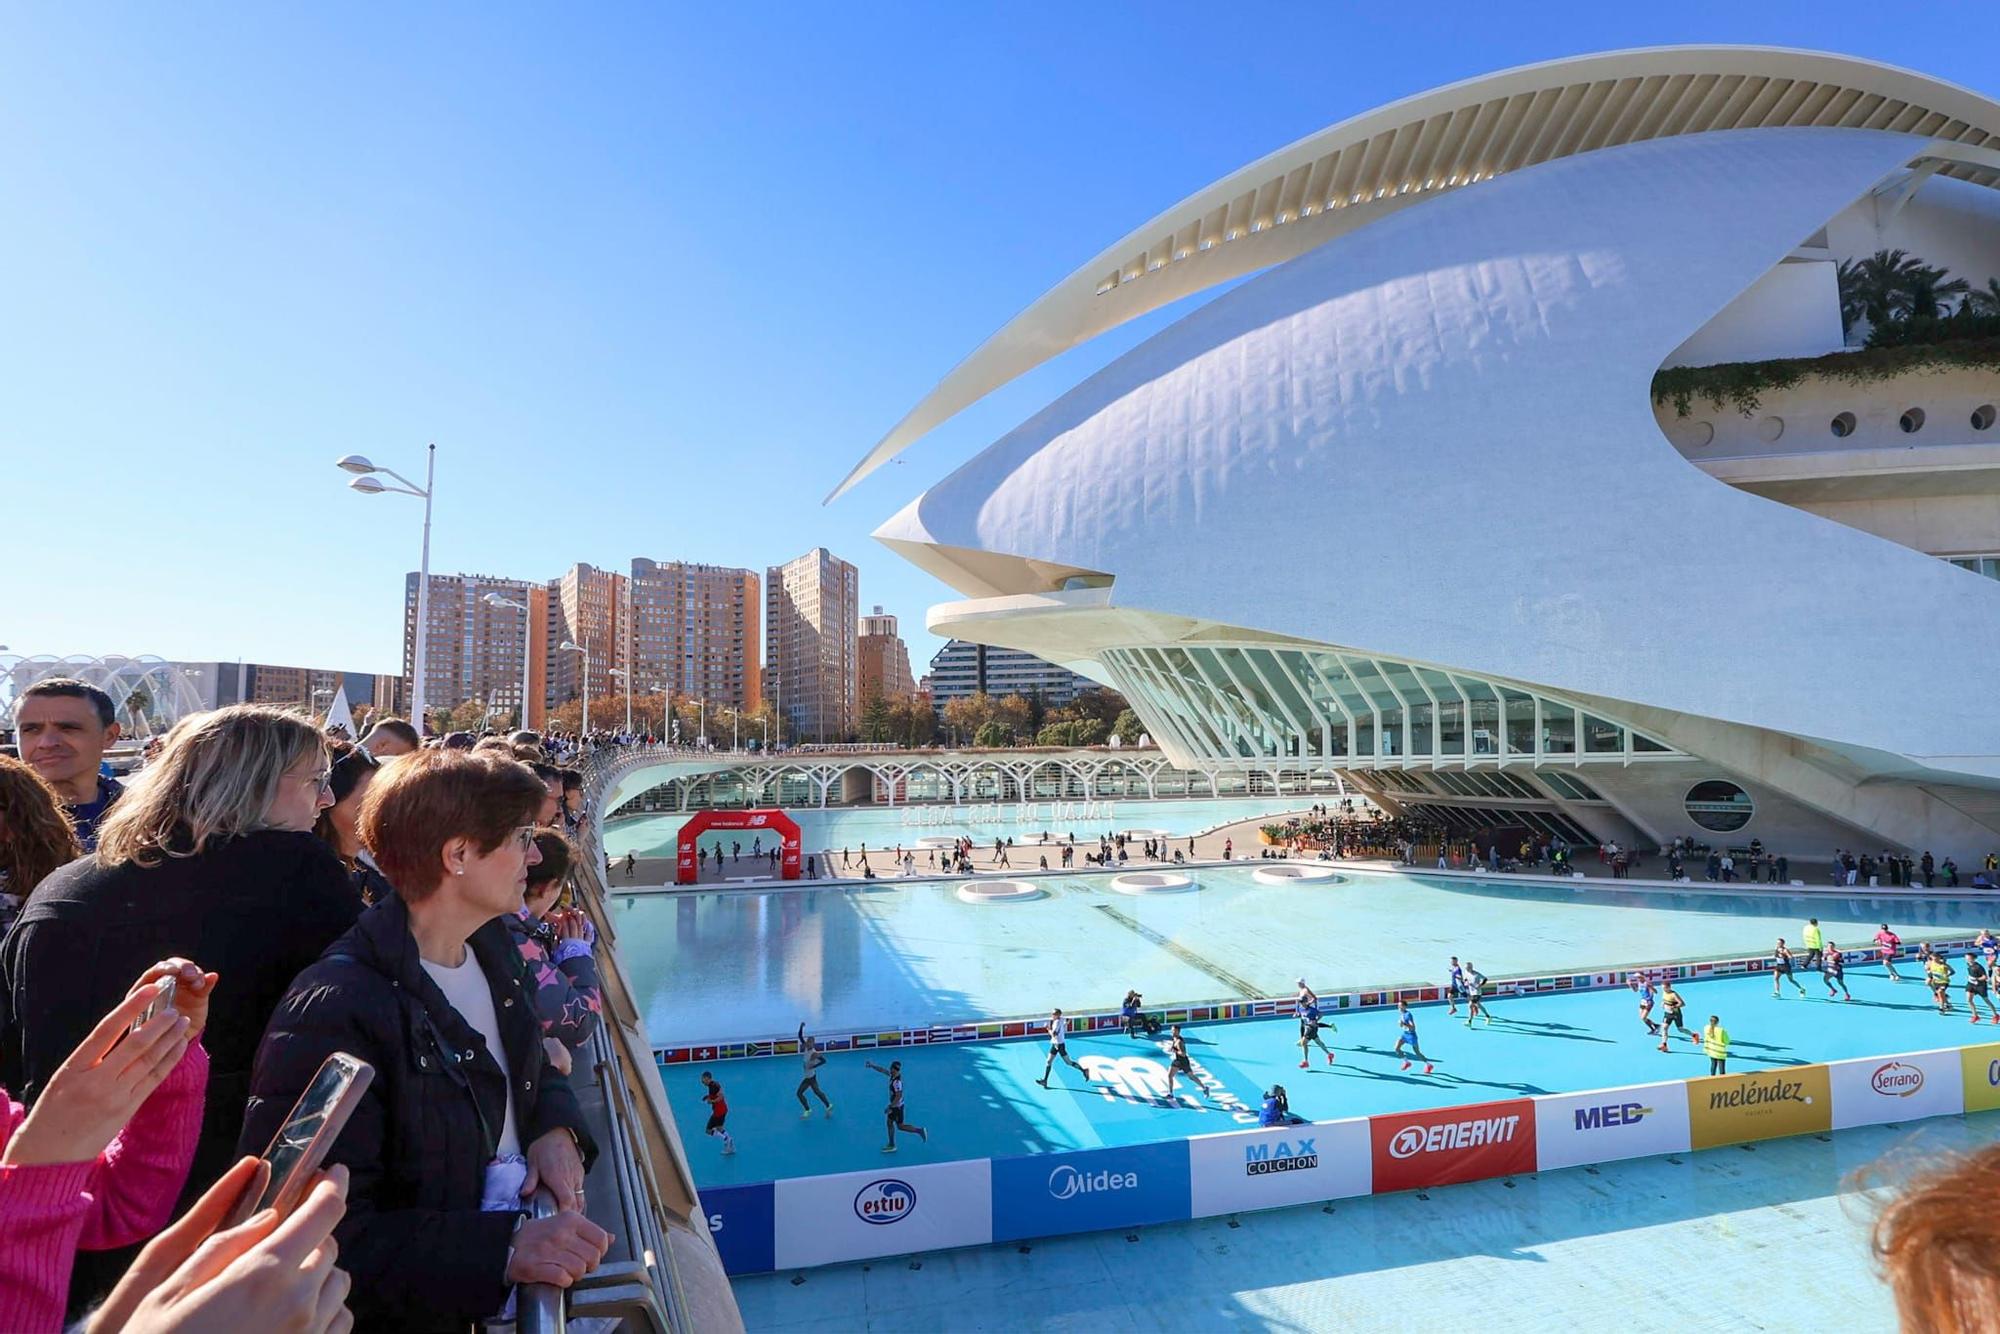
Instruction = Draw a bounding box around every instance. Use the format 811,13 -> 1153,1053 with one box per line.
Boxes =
241,748 -> 608,1332
0,705 -> 363,1306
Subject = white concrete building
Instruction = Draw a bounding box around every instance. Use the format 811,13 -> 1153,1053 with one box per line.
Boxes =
851,47 -> 2000,863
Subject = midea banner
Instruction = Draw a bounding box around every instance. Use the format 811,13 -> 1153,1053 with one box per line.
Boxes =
1188,1117 -> 1371,1217
1369,1098 -> 1535,1194
773,1159 -> 993,1270
1829,1049 -> 1964,1130
1534,1081 -> 1692,1172
990,1141 -> 1191,1242
1685,1065 -> 1831,1149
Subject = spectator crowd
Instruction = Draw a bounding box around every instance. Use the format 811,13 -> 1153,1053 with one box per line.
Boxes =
0,678 -> 610,1332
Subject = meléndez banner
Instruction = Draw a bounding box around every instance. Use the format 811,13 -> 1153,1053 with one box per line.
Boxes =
1685,1064 -> 1831,1149
1369,1098 -> 1535,1194
1188,1116 -> 1371,1217
773,1158 -> 992,1270
1960,1042 -> 2000,1113
1829,1049 -> 1964,1130
990,1141 -> 1191,1242
1534,1081 -> 1692,1172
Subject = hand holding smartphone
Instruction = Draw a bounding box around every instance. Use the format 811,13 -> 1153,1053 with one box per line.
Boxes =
131,975 -> 177,1034
229,1052 -> 374,1226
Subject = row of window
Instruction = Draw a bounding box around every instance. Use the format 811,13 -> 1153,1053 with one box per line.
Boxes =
1361,766 -> 1604,803
1828,404 -> 1996,438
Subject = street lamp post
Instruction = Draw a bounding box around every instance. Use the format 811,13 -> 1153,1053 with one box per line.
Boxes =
609,668 -> 634,736
484,593 -> 534,731
339,446 -> 435,734
560,641 -> 588,737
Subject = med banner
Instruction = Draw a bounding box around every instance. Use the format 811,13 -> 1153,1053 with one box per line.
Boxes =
1534,1081 -> 1692,1173
1369,1097 -> 1535,1194
773,1159 -> 992,1271
1188,1117 -> 1371,1217
1685,1064 -> 1831,1149
1829,1049 -> 1965,1131
1961,1042 -> 2000,1113
701,1182 -> 774,1276
991,1141 -> 1192,1242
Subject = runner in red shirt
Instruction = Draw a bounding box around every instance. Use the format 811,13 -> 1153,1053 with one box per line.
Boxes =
700,1070 -> 737,1155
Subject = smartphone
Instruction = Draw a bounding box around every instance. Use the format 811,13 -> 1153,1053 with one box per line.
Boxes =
228,1052 -> 374,1226
131,975 -> 176,1034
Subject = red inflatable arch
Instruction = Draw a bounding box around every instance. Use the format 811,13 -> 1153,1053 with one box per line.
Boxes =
676,809 -> 802,884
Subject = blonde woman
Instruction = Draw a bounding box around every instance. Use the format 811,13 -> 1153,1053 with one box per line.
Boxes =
0,705 -> 362,1303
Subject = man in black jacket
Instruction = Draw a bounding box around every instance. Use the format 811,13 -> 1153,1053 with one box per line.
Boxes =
240,749 -> 609,1331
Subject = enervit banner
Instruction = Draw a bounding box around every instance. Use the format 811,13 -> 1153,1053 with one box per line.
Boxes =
990,1141 -> 1192,1242
1685,1065 -> 1831,1149
773,1159 -> 992,1270
1188,1117 -> 1371,1217
1369,1098 -> 1535,1194
1960,1042 -> 2000,1113
1534,1081 -> 1692,1172
1829,1049 -> 1965,1130
702,1182 -> 775,1275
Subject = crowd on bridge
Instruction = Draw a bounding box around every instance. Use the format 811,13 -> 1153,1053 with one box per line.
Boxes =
0,678 -> 618,1331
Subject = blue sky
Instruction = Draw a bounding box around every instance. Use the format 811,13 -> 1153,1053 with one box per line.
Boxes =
4,3 -> 1995,677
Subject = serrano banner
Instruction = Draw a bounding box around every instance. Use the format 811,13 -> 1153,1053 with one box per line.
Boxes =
1685,1064 -> 1831,1149
1188,1116 -> 1371,1217
1369,1098 -> 1535,1193
1829,1049 -> 1964,1130
1534,1081 -> 1692,1172
1960,1042 -> 2000,1113
773,1159 -> 992,1270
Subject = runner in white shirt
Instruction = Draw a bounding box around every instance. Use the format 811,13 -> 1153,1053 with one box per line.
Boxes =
795,1022 -> 833,1118
1037,1007 -> 1085,1088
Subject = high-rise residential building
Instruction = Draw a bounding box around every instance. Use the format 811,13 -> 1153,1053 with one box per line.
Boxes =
857,605 -> 915,703
926,640 -> 1097,708
628,560 -> 761,709
171,662 -> 394,716
551,564 -> 626,711
400,573 -> 552,728
766,548 -> 859,742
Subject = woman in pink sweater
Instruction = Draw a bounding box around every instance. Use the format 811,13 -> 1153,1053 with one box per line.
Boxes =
0,959 -> 213,1334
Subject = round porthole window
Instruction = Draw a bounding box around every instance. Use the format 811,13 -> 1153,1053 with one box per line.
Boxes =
1974,404 -> 1997,432
1830,411 -> 1856,438
1685,780 -> 1753,833
1900,407 -> 1926,434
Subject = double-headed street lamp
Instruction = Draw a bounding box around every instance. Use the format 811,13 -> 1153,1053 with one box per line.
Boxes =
483,593 -> 534,732
559,641 -> 589,736
608,668 -> 635,736
338,446 -> 435,734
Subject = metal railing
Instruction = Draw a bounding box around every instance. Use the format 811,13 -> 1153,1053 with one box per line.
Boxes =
516,1188 -> 566,1334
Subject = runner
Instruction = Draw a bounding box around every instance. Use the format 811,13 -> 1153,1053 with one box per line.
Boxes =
1037,1008 -> 1086,1087
1445,956 -> 1466,1017
1925,949 -> 1955,1014
1633,970 -> 1661,1035
1702,1015 -> 1730,1075
795,1023 -> 833,1118
1822,941 -> 1852,1001
1463,962 -> 1493,1027
1657,980 -> 1695,1050
1295,979 -> 1336,1068
699,1071 -> 737,1155
1393,1000 -> 1434,1074
1163,1025 -> 1205,1104
1979,927 -> 1999,971
1875,924 -> 1905,981
862,1058 -> 928,1152
1802,918 -> 1824,971
1960,956 -> 1992,1032
1771,939 -> 1807,998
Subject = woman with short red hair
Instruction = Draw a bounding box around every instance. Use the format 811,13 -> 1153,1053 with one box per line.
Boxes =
241,749 -> 609,1332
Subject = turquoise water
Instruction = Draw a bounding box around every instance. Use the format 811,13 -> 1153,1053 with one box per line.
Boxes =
611,865 -> 2000,1047
602,796 -> 1311,861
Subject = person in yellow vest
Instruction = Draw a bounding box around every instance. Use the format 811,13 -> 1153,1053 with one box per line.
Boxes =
1703,1015 -> 1730,1075
1802,918 -> 1824,971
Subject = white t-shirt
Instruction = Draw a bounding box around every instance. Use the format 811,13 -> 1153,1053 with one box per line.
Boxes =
1048,1014 -> 1068,1045
421,951 -> 522,1157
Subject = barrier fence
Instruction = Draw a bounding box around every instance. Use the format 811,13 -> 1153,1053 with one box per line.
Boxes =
698,1039 -> 2000,1276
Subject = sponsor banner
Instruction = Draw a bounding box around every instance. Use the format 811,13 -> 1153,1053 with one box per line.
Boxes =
1829,1049 -> 1964,1130
702,1182 -> 775,1275
773,1159 -> 992,1270
1960,1042 -> 2000,1113
1189,1117 -> 1371,1217
1370,1098 -> 1535,1193
1685,1065 -> 1831,1149
1534,1081 -> 1692,1172
991,1141 -> 1192,1242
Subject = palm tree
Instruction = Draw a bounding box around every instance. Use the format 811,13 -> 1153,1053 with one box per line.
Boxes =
1967,277 -> 2000,318
1890,261 -> 1970,321
1838,249 -> 1921,335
